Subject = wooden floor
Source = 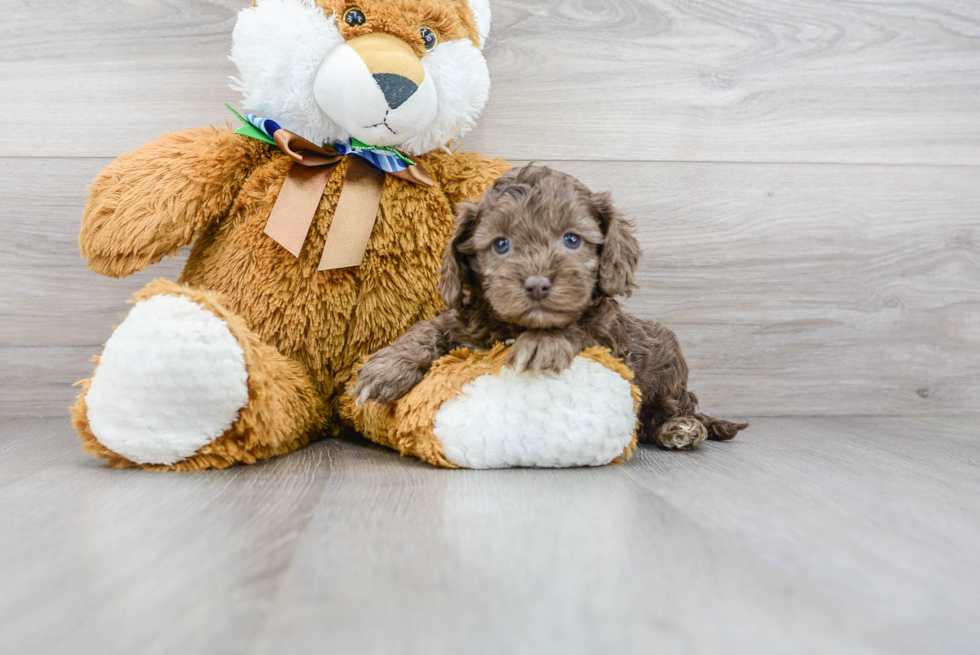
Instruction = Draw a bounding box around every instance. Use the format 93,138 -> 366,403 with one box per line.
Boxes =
1,417 -> 978,654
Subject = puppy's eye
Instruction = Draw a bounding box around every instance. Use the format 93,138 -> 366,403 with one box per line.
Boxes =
420,26 -> 438,51
344,7 -> 366,26
492,238 -> 511,255
563,233 -> 582,249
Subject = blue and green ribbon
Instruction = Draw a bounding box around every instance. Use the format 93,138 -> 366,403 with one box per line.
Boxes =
226,103 -> 416,173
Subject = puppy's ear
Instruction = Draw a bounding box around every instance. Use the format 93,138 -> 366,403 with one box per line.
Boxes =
593,191 -> 641,297
439,201 -> 481,311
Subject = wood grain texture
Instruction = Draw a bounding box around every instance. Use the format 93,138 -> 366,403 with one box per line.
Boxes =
0,417 -> 335,655
1,417 -> 978,654
2,0 -> 980,163
2,157 -> 977,417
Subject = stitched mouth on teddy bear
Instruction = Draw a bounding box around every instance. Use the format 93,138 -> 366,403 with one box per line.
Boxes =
364,111 -> 397,136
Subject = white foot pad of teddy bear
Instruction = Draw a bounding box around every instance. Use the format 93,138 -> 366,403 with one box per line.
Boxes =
345,345 -> 641,469
85,295 -> 250,466
433,356 -> 638,468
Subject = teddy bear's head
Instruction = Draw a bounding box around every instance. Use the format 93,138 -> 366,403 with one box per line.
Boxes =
231,0 -> 491,156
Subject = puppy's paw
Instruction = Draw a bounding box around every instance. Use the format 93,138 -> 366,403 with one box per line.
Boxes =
349,358 -> 423,406
655,417 -> 708,450
508,332 -> 577,374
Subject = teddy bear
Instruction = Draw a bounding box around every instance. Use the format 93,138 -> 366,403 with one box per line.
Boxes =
71,0 -> 510,470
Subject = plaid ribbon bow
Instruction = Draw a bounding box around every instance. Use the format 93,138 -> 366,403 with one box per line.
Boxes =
228,105 -> 433,271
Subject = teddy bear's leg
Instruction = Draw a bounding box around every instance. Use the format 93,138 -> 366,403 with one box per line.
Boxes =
72,280 -> 323,470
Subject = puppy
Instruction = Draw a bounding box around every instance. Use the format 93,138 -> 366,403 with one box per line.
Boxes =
351,165 -> 747,449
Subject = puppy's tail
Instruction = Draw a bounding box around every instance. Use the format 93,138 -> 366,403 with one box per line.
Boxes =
682,391 -> 748,441
693,413 -> 748,441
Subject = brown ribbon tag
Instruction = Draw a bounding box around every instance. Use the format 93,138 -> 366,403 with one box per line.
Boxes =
259,128 -> 433,271
264,163 -> 335,257
318,157 -> 386,271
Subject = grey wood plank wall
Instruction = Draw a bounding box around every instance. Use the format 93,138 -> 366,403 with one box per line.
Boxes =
1,0 -> 978,418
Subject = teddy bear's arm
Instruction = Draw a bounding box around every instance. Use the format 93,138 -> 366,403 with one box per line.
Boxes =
426,151 -> 511,207
80,126 -> 269,278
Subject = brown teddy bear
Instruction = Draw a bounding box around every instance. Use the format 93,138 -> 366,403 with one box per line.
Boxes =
72,0 -> 509,470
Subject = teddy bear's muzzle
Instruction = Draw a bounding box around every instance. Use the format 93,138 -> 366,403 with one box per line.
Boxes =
313,31 -> 437,147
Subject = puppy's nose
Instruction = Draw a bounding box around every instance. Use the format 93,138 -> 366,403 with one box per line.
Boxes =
523,276 -> 552,300
373,73 -> 418,109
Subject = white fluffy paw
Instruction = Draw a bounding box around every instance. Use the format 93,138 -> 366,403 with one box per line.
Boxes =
85,295 -> 250,465
656,417 -> 708,450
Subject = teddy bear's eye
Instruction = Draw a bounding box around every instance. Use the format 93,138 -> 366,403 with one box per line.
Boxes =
420,26 -> 438,51
344,7 -> 366,26
492,237 -> 511,255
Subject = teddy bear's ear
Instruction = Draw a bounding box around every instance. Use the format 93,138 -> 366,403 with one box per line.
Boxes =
467,0 -> 491,49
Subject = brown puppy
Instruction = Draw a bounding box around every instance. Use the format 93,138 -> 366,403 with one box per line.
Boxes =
351,165 -> 746,448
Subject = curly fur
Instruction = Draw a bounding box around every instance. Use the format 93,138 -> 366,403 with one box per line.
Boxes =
352,165 -> 748,448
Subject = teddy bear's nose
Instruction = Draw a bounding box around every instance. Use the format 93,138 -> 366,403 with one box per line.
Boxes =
346,33 -> 426,111
373,73 -> 418,110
